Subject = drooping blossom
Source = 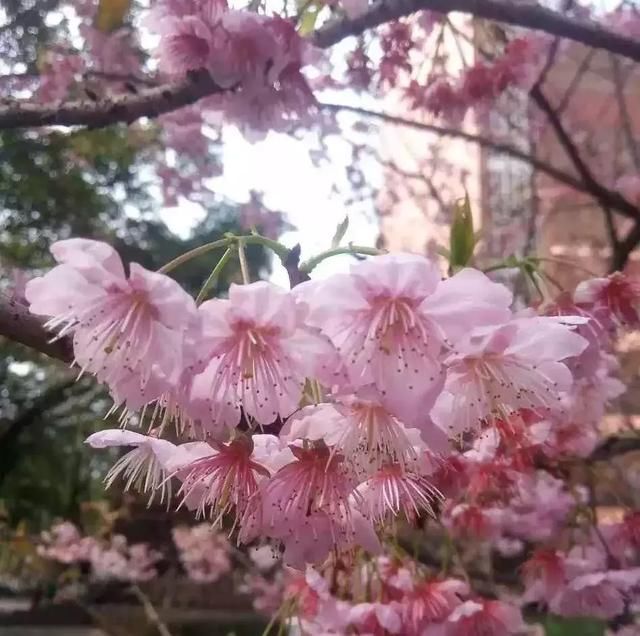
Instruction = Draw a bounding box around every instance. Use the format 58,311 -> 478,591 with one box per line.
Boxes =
300,254 -> 512,428
402,578 -> 468,635
549,571 -> 628,620
85,429 -> 178,504
281,392 -> 430,478
445,600 -> 525,636
521,549 -> 567,602
170,434 -> 271,526
240,444 -> 380,567
431,317 -> 587,435
146,0 -> 315,133
356,463 -> 443,523
26,239 -> 199,409
543,291 -> 611,380
190,281 -> 335,434
348,601 -> 402,634
575,272 -> 640,328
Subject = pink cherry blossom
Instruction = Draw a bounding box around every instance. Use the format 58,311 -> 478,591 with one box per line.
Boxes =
38,522 -> 97,564
190,281 -> 335,433
431,317 -> 587,435
402,578 -> 468,634
446,599 -> 525,636
81,26 -> 141,76
85,429 -> 178,504
240,444 -> 379,567
355,463 -> 443,523
575,273 -> 640,328
348,601 -> 402,634
281,392 -> 425,478
616,174 -> 640,205
26,239 -> 199,409
147,0 -> 314,134
522,549 -> 567,602
90,534 -> 162,582
549,571 -> 627,620
36,52 -> 84,103
172,524 -> 231,583
301,254 -> 512,428
171,435 -> 270,526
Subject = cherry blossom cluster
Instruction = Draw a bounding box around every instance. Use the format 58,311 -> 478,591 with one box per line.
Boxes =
31,0 -> 142,104
25,237 -> 640,631
283,560 -> 526,636
147,0 -> 315,135
404,37 -> 544,123
38,521 -> 161,582
37,520 -> 236,587
24,241 -> 575,551
172,523 -> 232,583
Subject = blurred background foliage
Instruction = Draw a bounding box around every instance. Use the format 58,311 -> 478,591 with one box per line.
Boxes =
0,0 -> 272,533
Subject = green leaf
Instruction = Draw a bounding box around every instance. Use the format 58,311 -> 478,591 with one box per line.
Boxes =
331,216 -> 349,248
542,615 -> 606,636
95,0 -> 132,32
298,2 -> 321,36
448,193 -> 476,270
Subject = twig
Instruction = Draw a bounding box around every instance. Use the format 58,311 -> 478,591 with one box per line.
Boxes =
322,101 -> 639,220
130,585 -> 173,636
312,0 -> 640,63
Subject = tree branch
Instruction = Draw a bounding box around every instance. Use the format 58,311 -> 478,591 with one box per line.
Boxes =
321,101 -> 638,220
612,221 -> 640,272
530,85 -> 640,222
0,293 -> 72,363
312,0 -> 640,63
590,435 -> 640,461
0,69 -> 226,131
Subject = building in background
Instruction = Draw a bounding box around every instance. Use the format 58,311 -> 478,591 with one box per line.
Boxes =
377,25 -> 640,432
378,22 -> 640,291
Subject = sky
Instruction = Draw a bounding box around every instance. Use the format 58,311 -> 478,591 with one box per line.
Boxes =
158,121 -> 380,286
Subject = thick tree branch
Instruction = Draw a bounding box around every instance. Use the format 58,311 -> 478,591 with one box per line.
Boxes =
321,101 -> 637,220
0,294 -> 72,363
0,69 -> 226,131
590,435 -> 640,461
312,0 -> 640,63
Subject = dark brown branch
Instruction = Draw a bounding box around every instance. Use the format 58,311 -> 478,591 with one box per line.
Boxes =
320,101 -> 636,218
612,221 -> 640,272
590,435 -> 640,461
530,85 -> 640,222
0,293 -> 72,362
312,0 -> 640,63
0,69 -> 225,131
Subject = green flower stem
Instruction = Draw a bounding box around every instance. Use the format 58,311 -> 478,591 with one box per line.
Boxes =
157,237 -> 232,273
300,245 -> 384,274
195,246 -> 235,305
237,238 -> 251,284
242,234 -> 290,262
157,233 -> 290,275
